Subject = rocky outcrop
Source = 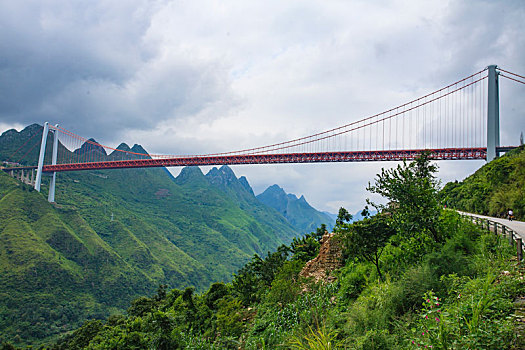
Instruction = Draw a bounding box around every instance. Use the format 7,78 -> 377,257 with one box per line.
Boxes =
299,232 -> 343,283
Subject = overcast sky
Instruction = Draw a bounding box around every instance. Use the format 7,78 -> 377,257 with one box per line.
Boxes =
1,0 -> 524,214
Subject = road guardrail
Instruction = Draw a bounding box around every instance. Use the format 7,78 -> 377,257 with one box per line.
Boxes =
460,212 -> 523,263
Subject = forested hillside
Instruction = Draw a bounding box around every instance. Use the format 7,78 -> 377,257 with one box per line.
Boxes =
0,172 -> 153,344
440,145 -> 525,220
35,154 -> 524,350
0,125 -> 301,346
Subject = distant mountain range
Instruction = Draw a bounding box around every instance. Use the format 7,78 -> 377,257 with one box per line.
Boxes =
0,124 -> 337,345
254,183 -> 372,230
256,184 -> 334,232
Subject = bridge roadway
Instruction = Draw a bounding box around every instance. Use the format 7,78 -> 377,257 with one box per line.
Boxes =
2,147 -> 517,173
39,147 -> 488,172
459,211 -> 525,240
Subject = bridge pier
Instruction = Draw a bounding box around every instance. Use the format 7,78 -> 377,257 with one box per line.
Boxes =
3,167 -> 36,186
487,65 -> 500,162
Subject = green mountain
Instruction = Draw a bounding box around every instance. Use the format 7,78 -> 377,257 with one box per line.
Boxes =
256,184 -> 334,233
0,172 -> 153,344
440,145 -> 525,220
0,124 -> 47,166
0,124 -> 299,345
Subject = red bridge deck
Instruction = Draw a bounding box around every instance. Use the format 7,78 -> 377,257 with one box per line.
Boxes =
41,147 -> 487,172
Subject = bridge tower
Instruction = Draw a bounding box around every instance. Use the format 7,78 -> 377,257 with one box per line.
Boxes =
34,122 -> 59,202
34,122 -> 49,192
487,65 -> 500,162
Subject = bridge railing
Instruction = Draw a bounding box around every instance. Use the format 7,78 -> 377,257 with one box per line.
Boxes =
459,212 -> 523,263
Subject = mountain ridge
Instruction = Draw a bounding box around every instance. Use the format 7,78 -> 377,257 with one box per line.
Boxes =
256,184 -> 334,233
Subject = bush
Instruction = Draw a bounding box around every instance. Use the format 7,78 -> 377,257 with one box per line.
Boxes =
337,262 -> 372,302
408,273 -> 517,350
397,264 -> 441,314
247,283 -> 337,348
288,324 -> 342,349
353,329 -> 397,350
424,240 -> 472,279
344,280 -> 405,334
215,296 -> 246,338
266,260 -> 304,305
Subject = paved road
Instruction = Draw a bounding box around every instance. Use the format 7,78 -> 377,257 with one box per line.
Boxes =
459,211 -> 525,240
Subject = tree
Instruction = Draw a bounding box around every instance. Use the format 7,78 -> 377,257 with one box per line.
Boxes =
127,296 -> 155,317
215,296 -> 246,337
232,266 -> 260,306
290,235 -> 320,262
154,284 -> 168,302
232,244 -> 290,305
266,260 -> 304,304
53,319 -> 104,349
366,152 -> 443,243
338,214 -> 396,281
204,282 -> 230,310
314,223 -> 327,241
335,207 -> 352,227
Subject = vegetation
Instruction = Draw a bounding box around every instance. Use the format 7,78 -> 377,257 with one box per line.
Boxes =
2,125 -> 523,348
0,172 -> 153,346
337,213 -> 395,281
7,153 -> 518,349
367,152 -> 443,243
0,125 -> 303,346
441,145 -> 525,220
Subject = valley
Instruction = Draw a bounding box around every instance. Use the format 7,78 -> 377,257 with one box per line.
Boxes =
0,125 -> 335,345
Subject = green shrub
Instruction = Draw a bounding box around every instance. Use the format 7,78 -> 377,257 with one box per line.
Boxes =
345,280 -> 405,334
54,319 -> 104,350
353,329 -> 397,350
408,273 -> 517,350
425,241 -> 472,279
247,283 -> 337,348
397,264 -> 441,314
381,233 -> 436,277
204,282 -> 230,310
337,262 -> 372,302
266,260 -> 304,305
288,324 -> 342,350
215,296 -> 246,338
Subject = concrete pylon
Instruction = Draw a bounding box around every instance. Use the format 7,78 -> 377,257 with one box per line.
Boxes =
487,65 -> 500,162
48,125 -> 59,203
35,122 -> 49,191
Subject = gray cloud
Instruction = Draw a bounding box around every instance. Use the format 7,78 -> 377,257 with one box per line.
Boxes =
0,1 -> 235,140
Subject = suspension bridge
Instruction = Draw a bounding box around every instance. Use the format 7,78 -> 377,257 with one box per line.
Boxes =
3,65 -> 525,202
